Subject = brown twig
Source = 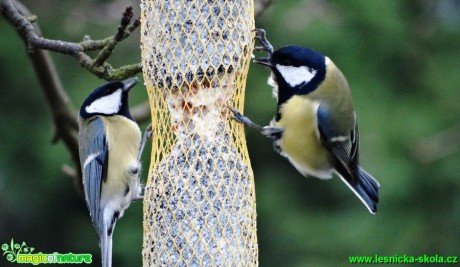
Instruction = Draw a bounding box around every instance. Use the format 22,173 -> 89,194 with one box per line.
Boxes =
93,6 -> 140,68
1,0 -> 82,54
1,0 -> 142,80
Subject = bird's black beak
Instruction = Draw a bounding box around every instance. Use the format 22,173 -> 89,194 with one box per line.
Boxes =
122,77 -> 138,92
253,57 -> 273,67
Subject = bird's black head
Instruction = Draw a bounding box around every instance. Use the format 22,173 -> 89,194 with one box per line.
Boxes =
79,77 -> 138,120
255,45 -> 327,105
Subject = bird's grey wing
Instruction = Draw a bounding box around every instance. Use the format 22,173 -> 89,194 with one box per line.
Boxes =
316,108 -> 358,183
317,111 -> 379,213
79,117 -> 108,235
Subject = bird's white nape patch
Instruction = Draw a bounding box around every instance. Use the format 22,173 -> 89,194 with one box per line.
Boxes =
85,89 -> 122,115
276,64 -> 317,87
325,56 -> 331,66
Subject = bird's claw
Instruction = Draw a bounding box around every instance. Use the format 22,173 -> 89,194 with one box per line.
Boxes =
144,124 -> 153,140
138,124 -> 153,161
228,105 -> 266,132
228,106 -> 248,125
253,28 -> 273,55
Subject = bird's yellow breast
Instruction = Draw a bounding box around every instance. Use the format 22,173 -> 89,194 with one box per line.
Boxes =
276,95 -> 334,179
101,116 -> 141,198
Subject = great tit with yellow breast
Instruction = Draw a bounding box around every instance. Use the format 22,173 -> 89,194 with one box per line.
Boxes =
231,29 -> 379,214
78,77 -> 151,267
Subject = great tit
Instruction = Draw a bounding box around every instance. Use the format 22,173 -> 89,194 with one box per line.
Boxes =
231,29 -> 379,214
78,77 -> 150,267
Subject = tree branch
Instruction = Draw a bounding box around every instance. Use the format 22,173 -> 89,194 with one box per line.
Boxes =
93,6 -> 140,67
1,0 -> 82,54
3,0 -> 83,193
1,0 -> 142,80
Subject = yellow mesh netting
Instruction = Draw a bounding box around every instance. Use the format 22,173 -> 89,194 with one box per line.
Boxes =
140,0 -> 257,266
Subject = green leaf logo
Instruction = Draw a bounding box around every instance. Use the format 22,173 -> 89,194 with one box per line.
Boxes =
2,239 -> 33,263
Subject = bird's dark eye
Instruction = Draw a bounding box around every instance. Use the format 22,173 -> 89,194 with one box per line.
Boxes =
104,89 -> 112,95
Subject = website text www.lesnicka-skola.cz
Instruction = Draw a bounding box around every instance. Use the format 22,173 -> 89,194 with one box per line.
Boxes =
349,254 -> 458,264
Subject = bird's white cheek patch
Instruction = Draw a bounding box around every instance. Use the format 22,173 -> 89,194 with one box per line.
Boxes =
85,90 -> 122,115
276,64 -> 317,87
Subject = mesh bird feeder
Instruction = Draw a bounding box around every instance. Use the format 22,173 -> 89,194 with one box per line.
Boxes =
140,0 -> 257,266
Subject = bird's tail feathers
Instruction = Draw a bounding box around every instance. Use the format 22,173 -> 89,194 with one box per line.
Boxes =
353,167 -> 379,214
339,167 -> 380,214
100,227 -> 113,267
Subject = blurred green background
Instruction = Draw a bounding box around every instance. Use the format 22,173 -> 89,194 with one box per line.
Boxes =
1,0 -> 459,266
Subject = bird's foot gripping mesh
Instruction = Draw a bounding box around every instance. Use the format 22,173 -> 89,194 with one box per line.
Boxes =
141,0 -> 258,266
